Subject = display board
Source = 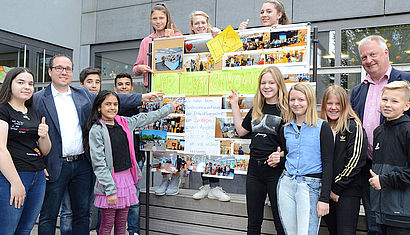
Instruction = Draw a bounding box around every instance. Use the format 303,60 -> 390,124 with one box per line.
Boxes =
142,23 -> 312,178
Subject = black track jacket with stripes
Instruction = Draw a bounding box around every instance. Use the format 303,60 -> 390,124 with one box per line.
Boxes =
331,118 -> 367,197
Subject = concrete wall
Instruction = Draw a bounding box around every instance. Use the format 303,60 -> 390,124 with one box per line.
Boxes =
0,0 -> 82,79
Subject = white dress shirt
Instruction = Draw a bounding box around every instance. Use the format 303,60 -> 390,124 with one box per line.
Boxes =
51,84 -> 84,156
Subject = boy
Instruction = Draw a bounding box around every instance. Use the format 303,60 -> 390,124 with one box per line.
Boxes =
369,80 -> 410,234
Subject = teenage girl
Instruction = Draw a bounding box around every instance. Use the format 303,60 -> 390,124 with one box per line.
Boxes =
274,83 -> 334,235
238,0 -> 291,30
0,67 -> 51,234
321,85 -> 367,235
133,2 -> 182,88
189,11 -> 221,37
85,90 -> 180,235
230,66 -> 287,234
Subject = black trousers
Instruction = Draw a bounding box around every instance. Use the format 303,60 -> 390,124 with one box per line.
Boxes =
323,195 -> 361,235
201,175 -> 220,187
381,224 -> 410,235
246,159 -> 284,235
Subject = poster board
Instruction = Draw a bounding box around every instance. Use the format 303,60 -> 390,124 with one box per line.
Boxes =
144,23 -> 312,177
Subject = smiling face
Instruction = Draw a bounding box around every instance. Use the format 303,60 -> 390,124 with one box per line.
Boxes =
49,56 -> 73,92
151,10 -> 167,33
99,94 -> 119,121
114,77 -> 134,94
380,89 -> 410,121
359,40 -> 390,81
259,72 -> 279,104
11,72 -> 34,103
289,89 -> 308,118
192,15 -> 209,34
260,2 -> 282,27
81,74 -> 101,93
326,94 -> 342,122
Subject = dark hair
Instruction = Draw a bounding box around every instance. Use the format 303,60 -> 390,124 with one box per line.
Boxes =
0,67 -> 35,107
83,90 -> 120,154
80,67 -> 101,84
114,73 -> 133,86
264,0 -> 291,25
151,2 -> 181,33
49,54 -> 73,68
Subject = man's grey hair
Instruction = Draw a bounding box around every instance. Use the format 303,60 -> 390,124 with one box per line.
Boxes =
358,35 -> 388,51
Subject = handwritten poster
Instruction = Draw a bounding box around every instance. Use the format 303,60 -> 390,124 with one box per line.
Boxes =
206,25 -> 243,63
152,72 -> 180,95
184,97 -> 222,155
208,68 -> 262,95
179,71 -> 209,95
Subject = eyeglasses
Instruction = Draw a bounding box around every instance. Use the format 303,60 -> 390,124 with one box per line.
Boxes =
51,66 -> 73,73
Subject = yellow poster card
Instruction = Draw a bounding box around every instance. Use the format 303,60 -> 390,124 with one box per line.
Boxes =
206,25 -> 243,63
179,71 -> 209,95
152,72 -> 180,95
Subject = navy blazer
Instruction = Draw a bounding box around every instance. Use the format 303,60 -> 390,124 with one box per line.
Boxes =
33,84 -> 142,182
350,67 -> 410,124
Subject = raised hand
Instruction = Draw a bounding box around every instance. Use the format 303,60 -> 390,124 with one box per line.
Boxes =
369,169 -> 381,190
142,91 -> 165,103
238,19 -> 250,30
266,146 -> 281,167
38,117 -> 49,138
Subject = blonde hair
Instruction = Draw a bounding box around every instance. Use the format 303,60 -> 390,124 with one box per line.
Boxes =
285,83 -> 318,126
382,80 -> 410,102
190,11 -> 212,34
320,85 -> 362,133
252,66 -> 288,120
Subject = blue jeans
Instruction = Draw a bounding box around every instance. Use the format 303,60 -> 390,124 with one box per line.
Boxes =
362,160 -> 382,235
127,160 -> 144,234
39,159 -> 93,235
0,171 -> 46,235
277,171 -> 322,235
60,189 -> 72,235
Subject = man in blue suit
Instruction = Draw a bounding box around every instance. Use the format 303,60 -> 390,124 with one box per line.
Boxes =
34,54 -> 158,234
350,35 -> 410,235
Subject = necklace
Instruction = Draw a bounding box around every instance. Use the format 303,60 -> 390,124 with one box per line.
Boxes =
100,118 -> 114,122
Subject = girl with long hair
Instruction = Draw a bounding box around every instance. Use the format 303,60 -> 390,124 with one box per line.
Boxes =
274,83 -> 334,235
85,90 -> 180,235
230,66 -> 287,234
321,85 -> 367,235
238,0 -> 291,30
0,67 -> 51,234
132,2 -> 182,88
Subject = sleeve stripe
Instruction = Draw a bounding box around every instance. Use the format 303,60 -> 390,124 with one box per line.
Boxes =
335,120 -> 363,183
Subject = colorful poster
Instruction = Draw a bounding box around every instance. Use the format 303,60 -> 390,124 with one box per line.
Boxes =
152,73 -> 180,95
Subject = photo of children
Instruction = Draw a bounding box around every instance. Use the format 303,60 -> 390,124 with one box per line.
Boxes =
215,117 -> 239,139
154,47 -> 183,71
222,95 -> 253,109
283,73 -> 311,83
183,53 -> 215,72
139,129 -> 167,151
151,152 -> 187,174
233,142 -> 250,155
202,155 -> 235,179
162,96 -> 185,114
220,140 -> 232,155
140,116 -> 185,134
234,155 -> 250,175
167,137 -> 185,151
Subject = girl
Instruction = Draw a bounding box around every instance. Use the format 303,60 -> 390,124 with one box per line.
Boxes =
85,90 -> 180,235
0,67 -> 51,234
230,66 -> 288,234
321,85 -> 367,235
238,0 -> 291,30
189,11 -> 221,37
273,83 -> 334,235
133,2 -> 182,88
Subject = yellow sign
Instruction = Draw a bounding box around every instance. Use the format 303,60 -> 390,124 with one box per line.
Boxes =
206,25 -> 243,63
179,72 -> 209,95
152,73 -> 180,95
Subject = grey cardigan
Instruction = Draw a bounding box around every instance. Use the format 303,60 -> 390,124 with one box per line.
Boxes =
89,104 -> 174,197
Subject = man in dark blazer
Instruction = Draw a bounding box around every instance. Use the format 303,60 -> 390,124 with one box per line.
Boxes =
34,54 -> 159,234
350,35 -> 410,235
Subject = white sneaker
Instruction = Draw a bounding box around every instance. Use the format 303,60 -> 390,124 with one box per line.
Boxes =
208,186 -> 230,202
193,184 -> 211,200
155,177 -> 169,196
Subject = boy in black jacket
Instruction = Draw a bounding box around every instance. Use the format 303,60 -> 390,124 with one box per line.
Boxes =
369,80 -> 410,234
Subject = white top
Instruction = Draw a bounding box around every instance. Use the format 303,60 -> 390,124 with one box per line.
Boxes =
51,84 -> 84,156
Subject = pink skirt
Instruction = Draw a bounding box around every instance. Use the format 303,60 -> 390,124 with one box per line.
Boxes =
94,168 -> 138,209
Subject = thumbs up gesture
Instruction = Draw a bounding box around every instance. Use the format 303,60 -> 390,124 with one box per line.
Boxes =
38,117 -> 49,138
369,169 -> 381,190
266,146 -> 282,168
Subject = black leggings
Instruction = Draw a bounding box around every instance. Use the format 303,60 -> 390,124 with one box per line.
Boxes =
201,175 -> 220,187
246,159 -> 284,235
323,195 -> 361,235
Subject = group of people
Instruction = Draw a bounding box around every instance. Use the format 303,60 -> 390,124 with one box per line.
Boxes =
0,1 -> 409,235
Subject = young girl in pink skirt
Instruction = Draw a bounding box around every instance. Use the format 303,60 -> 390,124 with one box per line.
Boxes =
84,90 -> 180,235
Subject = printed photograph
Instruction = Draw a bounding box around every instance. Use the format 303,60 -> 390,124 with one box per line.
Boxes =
234,155 -> 250,175
152,152 -> 188,174
202,155 -> 235,179
154,47 -> 183,71
167,137 -> 185,151
139,130 -> 167,151
183,52 -> 215,72
215,117 -> 239,139
222,96 -> 253,109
